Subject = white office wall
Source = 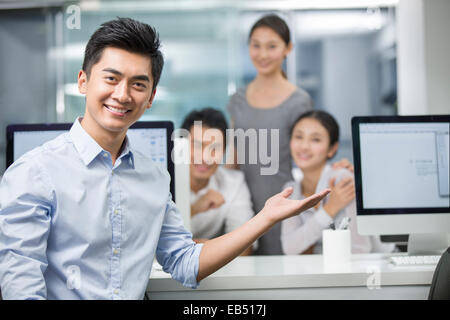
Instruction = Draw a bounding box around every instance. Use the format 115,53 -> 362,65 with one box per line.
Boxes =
397,0 -> 450,115
322,36 -> 372,140
423,0 -> 450,115
396,0 -> 427,115
0,9 -> 57,174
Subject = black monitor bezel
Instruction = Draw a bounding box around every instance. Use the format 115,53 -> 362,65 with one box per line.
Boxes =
6,121 -> 175,200
351,114 -> 450,216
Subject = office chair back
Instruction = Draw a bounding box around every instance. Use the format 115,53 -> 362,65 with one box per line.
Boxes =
428,246 -> 450,300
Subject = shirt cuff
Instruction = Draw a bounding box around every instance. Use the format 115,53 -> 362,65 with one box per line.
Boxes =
314,208 -> 333,229
186,243 -> 204,289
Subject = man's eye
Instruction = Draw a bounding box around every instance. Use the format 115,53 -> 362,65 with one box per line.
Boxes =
134,82 -> 146,89
105,76 -> 116,82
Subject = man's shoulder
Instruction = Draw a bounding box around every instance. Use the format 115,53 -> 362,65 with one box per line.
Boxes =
2,133 -> 71,190
130,148 -> 170,179
15,133 -> 71,166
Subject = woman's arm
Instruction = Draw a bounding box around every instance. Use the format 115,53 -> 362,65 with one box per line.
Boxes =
281,207 -> 332,255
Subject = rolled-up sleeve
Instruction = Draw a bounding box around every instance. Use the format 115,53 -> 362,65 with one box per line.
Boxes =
155,195 -> 203,289
0,157 -> 54,299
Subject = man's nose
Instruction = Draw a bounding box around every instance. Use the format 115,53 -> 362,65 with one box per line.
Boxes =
112,81 -> 131,103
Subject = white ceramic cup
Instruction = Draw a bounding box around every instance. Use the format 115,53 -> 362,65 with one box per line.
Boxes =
322,229 -> 351,266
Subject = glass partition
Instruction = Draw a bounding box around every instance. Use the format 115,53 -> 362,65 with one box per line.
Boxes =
0,0 -> 397,175
62,2 -> 236,128
61,2 -> 397,146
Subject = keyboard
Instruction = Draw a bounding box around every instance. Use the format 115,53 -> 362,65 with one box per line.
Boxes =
389,255 -> 441,266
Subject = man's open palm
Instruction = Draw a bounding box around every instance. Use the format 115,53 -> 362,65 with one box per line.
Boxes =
261,187 -> 331,224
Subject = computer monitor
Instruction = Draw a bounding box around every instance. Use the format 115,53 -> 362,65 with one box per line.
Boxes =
352,115 -> 450,255
6,121 -> 175,200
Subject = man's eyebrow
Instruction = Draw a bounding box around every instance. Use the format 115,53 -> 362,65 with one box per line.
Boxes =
102,68 -> 122,76
102,68 -> 150,82
132,75 -> 150,82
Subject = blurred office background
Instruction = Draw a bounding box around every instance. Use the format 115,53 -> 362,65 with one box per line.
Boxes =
0,0 -> 449,175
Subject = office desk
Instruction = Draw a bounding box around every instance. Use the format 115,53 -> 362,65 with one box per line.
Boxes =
147,253 -> 435,300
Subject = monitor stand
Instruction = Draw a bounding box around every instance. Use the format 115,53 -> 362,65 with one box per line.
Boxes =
407,232 -> 450,255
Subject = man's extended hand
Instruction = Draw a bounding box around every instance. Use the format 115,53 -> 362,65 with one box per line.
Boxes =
259,187 -> 331,225
196,187 -> 330,282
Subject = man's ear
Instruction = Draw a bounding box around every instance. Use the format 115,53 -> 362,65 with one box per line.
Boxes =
146,88 -> 157,109
328,142 -> 339,159
78,70 -> 88,94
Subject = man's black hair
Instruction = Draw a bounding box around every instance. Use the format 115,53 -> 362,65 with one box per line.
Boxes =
181,107 -> 229,147
82,17 -> 163,92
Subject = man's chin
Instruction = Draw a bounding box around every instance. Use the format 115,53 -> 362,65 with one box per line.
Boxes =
192,166 -> 217,179
101,116 -> 135,132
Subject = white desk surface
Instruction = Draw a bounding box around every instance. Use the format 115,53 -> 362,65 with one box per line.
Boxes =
147,253 -> 436,300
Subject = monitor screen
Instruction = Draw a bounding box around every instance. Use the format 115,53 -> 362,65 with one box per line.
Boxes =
352,115 -> 450,215
6,121 -> 175,198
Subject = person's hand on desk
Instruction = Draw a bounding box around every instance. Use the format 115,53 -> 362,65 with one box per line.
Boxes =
191,189 -> 225,217
323,176 -> 355,218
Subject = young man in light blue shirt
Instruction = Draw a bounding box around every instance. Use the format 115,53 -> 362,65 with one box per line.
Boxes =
0,18 -> 329,300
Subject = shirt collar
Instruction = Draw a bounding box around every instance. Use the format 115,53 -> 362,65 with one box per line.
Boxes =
69,117 -> 135,168
121,136 -> 135,169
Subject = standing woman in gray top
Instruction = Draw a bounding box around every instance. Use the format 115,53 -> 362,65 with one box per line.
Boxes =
226,14 -> 313,254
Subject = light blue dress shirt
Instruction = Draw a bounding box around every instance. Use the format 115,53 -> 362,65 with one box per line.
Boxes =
0,118 -> 203,300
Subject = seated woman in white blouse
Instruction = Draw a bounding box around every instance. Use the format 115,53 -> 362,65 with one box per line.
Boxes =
181,108 -> 255,255
281,110 -> 395,255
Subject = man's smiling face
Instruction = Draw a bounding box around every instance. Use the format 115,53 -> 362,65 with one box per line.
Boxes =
78,46 -> 156,137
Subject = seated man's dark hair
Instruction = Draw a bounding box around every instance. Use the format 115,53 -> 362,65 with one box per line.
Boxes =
181,107 -> 229,147
82,17 -> 163,92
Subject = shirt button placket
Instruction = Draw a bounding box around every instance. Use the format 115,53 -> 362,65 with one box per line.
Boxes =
110,169 -> 122,298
